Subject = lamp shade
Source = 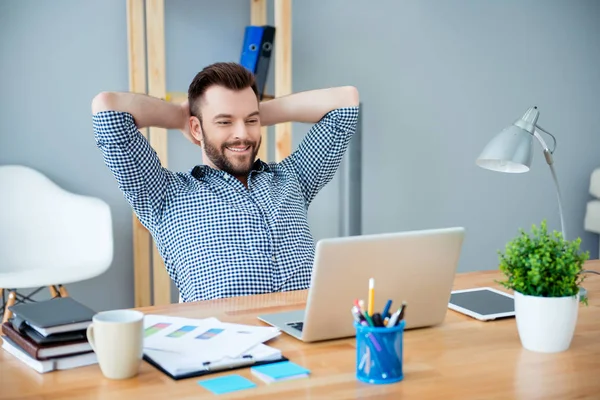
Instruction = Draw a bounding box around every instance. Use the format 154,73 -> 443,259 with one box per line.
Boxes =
476,106 -> 540,173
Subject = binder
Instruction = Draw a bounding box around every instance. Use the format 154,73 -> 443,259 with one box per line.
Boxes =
141,314 -> 286,380
143,346 -> 288,380
240,26 -> 264,74
254,26 -> 275,100
8,297 -> 94,336
239,25 -> 276,100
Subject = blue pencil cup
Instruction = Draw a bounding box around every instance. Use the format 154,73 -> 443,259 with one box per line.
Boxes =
354,320 -> 405,384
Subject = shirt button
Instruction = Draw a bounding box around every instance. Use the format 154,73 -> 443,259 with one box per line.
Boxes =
272,255 -> 276,262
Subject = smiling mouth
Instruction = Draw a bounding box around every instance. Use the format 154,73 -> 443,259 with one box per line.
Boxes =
225,146 -> 251,153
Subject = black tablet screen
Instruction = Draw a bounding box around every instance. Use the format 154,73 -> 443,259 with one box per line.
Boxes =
449,289 -> 514,315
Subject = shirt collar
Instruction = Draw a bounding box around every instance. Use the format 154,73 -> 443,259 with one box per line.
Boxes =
190,158 -> 271,180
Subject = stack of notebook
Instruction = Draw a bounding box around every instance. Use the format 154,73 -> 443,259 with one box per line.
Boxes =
1,297 -> 98,373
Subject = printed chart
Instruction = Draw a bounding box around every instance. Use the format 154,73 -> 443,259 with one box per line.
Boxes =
142,315 -> 280,363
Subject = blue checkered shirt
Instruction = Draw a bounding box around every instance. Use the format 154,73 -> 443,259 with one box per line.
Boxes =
93,106 -> 359,302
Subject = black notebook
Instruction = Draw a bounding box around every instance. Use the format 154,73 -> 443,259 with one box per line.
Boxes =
9,297 -> 95,337
20,323 -> 88,345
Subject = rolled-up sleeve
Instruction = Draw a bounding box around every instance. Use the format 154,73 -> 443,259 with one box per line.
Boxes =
285,106 -> 359,205
93,111 -> 174,230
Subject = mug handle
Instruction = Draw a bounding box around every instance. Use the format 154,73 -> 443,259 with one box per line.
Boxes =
86,324 -> 96,352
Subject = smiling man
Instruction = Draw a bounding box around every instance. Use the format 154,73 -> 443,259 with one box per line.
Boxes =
92,62 -> 359,302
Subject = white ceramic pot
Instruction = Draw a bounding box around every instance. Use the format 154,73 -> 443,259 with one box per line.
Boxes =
514,291 -> 579,353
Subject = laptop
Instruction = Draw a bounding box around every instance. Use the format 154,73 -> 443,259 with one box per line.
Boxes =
258,227 -> 466,342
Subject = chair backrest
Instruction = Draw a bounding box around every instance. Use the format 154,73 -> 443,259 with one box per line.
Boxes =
0,165 -> 113,277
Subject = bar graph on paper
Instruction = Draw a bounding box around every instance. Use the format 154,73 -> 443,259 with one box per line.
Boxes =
144,322 -> 171,337
144,322 -> 225,340
167,325 -> 197,338
142,314 -> 281,361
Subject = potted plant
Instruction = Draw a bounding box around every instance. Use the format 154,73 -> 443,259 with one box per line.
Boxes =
497,219 -> 589,353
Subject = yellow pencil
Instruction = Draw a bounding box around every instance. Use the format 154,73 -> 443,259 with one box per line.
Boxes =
368,277 -> 374,316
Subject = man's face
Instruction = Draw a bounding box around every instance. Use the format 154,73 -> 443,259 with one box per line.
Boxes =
191,85 -> 261,179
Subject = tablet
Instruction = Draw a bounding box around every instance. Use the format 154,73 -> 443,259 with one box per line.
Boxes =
448,287 -> 515,321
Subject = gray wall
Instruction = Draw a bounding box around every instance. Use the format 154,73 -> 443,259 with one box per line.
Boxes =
291,0 -> 600,272
1,0 -> 599,312
1,0 -> 132,311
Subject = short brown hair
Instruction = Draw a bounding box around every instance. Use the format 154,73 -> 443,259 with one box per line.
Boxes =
188,62 -> 258,121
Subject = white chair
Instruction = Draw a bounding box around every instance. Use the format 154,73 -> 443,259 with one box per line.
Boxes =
585,168 -> 600,253
0,165 -> 113,323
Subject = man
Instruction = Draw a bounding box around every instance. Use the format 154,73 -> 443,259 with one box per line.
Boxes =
92,62 -> 359,302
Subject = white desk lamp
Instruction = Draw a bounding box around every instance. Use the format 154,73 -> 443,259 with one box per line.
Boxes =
476,106 -> 566,240
476,106 -> 598,299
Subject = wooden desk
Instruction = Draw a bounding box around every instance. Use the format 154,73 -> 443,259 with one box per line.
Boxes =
1,262 -> 599,400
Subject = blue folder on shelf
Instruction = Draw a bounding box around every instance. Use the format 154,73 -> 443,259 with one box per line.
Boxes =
240,25 -> 276,100
240,26 -> 264,74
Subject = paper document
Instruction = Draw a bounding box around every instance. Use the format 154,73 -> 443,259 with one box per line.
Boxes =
142,315 -> 280,363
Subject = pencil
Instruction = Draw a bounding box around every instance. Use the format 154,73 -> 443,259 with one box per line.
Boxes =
368,278 -> 375,316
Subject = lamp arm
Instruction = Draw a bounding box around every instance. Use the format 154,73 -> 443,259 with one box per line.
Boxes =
533,126 -> 567,240
534,124 -> 557,153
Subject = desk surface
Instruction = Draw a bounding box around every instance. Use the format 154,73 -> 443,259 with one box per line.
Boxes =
1,262 -> 599,400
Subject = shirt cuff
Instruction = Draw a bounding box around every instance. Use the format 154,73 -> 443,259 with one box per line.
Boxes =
320,106 -> 360,133
92,111 -> 139,145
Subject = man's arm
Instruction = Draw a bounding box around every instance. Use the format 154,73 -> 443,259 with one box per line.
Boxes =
92,92 -> 197,144
260,86 -> 360,206
91,92 -> 187,230
259,86 -> 359,126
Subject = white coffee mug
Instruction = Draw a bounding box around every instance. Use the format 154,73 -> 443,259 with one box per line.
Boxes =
86,309 -> 144,380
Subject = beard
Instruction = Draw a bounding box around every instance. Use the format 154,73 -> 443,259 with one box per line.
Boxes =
202,134 -> 261,178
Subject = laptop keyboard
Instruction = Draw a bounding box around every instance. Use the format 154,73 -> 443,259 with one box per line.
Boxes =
287,322 -> 304,332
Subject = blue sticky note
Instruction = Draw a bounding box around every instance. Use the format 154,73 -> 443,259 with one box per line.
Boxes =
251,361 -> 310,381
197,374 -> 257,395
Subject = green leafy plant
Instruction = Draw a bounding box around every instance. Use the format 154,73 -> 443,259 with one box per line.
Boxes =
497,220 -> 589,302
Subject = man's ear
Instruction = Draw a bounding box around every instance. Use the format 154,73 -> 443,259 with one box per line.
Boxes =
190,116 -> 203,143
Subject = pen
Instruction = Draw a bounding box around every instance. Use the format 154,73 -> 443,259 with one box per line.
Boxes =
358,300 -> 366,317
358,298 -> 375,326
353,298 -> 362,315
355,299 -> 368,322
350,306 -> 382,352
351,305 -> 366,323
387,301 -> 406,327
398,302 -> 407,321
387,302 -> 404,328
368,278 -> 375,317
200,355 -> 254,371
382,299 -> 392,319
351,306 -> 392,376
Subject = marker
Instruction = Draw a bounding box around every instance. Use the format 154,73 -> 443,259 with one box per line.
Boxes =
372,313 -> 383,327
351,305 -> 366,324
387,301 -> 406,328
351,305 -> 366,323
368,278 -> 375,316
363,311 -> 375,327
387,310 -> 400,328
398,302 -> 407,321
382,299 -> 392,319
358,300 -> 366,315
